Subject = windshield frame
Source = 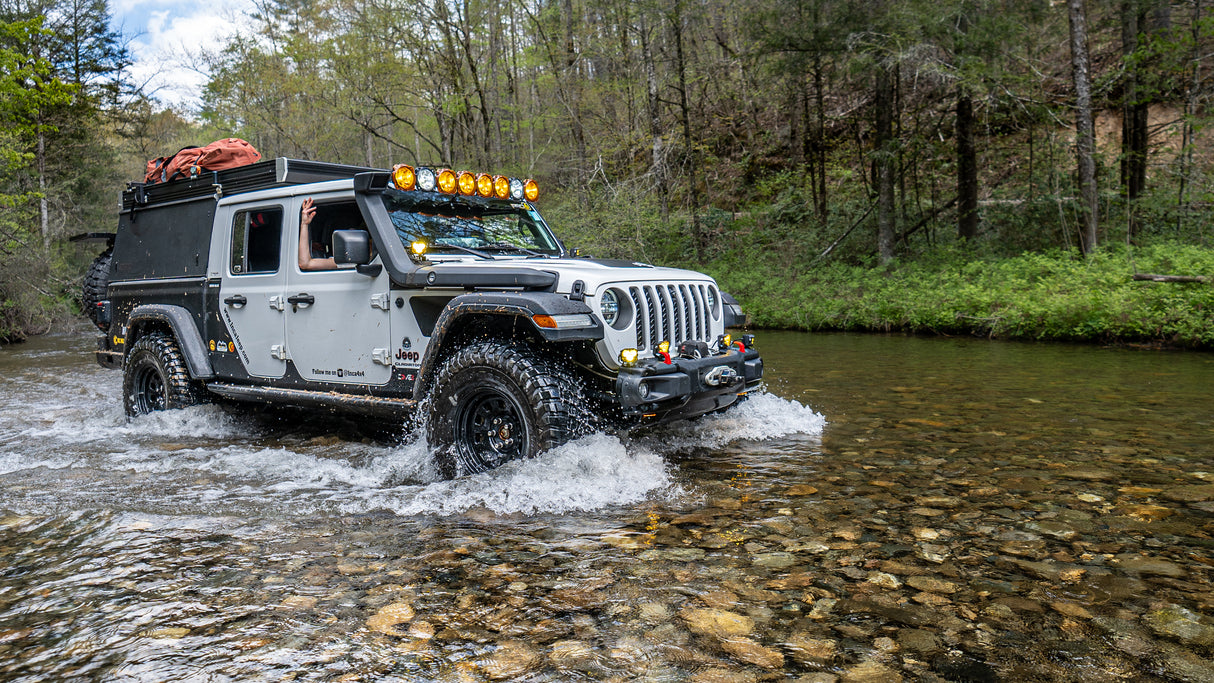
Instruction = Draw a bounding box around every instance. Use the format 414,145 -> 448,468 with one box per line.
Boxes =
377,188 -> 563,258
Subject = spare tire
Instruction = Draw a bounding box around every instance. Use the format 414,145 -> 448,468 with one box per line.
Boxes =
82,247 -> 112,329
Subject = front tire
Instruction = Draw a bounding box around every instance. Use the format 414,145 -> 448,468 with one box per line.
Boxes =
123,332 -> 202,417
427,341 -> 584,478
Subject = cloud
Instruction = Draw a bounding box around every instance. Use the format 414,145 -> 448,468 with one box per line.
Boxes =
117,0 -> 255,110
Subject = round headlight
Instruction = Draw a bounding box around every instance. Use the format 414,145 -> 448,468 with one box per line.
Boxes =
706,287 -> 719,319
600,289 -> 619,326
416,167 -> 437,192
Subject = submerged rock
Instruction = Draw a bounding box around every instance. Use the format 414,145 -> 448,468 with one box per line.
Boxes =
366,602 -> 415,636
679,608 -> 755,639
1145,606 -> 1214,647
721,636 -> 785,669
786,633 -> 838,664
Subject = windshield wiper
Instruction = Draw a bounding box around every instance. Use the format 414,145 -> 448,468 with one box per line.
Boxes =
430,243 -> 496,260
488,242 -> 546,257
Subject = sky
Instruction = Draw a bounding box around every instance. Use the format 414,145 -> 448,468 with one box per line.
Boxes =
112,0 -> 256,110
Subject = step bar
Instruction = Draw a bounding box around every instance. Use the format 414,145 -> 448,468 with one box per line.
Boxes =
206,382 -> 416,417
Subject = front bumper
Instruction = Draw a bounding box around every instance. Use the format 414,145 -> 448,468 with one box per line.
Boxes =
614,348 -> 763,424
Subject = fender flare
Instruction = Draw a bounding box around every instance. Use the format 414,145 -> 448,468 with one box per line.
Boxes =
127,304 -> 215,379
414,291 -> 602,395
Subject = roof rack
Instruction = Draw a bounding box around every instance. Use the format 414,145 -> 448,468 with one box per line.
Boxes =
122,158 -> 381,210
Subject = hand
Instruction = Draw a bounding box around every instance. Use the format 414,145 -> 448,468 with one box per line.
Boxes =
301,197 -> 316,227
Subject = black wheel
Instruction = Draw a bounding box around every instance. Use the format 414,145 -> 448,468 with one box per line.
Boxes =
123,332 -> 203,417
82,247 -> 112,329
427,341 -> 584,478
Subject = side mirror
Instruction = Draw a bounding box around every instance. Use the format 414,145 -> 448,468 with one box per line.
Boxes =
332,230 -> 382,277
332,230 -> 372,264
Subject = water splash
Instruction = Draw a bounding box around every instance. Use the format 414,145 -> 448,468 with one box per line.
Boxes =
638,390 -> 825,451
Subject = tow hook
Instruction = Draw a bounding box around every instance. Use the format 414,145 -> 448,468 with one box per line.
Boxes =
704,366 -> 738,387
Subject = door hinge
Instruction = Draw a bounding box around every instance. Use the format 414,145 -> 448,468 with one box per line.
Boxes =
370,293 -> 391,310
372,348 -> 392,365
268,295 -> 285,312
270,344 -> 289,360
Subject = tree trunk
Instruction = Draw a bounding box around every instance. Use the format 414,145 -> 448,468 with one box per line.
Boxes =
671,0 -> 704,261
956,89 -> 978,240
639,12 -> 669,220
875,64 -> 896,263
1068,0 -> 1099,255
813,51 -> 828,225
562,0 -> 587,202
1121,0 -> 1148,242
37,127 -> 49,250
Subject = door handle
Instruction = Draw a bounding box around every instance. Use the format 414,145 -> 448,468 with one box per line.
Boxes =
287,293 -> 315,306
223,294 -> 247,308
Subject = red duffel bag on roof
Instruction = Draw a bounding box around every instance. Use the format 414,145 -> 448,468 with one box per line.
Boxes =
144,138 -> 261,184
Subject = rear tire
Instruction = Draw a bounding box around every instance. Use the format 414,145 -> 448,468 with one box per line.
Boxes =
123,332 -> 203,417
82,247 -> 112,330
427,341 -> 583,479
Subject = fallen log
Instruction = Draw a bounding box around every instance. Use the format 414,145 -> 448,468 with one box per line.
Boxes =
1132,273 -> 1209,283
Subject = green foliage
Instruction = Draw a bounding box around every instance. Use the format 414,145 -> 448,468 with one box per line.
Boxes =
706,240 -> 1214,348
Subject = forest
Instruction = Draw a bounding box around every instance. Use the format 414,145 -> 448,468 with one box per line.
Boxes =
2,0 -> 1213,345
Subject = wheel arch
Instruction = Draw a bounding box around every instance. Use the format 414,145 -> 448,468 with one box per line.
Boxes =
413,292 -> 602,397
126,304 -> 215,379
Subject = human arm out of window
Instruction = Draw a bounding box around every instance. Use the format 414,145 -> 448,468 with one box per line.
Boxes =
298,197 -> 337,271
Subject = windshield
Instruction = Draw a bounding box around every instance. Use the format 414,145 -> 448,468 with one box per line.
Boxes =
378,188 -> 560,256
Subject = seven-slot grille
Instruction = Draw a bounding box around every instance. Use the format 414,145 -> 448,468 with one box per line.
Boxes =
626,283 -> 715,352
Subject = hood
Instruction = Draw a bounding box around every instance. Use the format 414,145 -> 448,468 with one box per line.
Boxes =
424,256 -> 715,294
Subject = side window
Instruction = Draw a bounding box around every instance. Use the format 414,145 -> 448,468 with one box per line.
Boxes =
307,200 -> 367,260
231,208 -> 283,275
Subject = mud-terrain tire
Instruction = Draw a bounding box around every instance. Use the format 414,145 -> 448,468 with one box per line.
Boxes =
427,341 -> 583,479
123,332 -> 203,417
82,247 -> 112,329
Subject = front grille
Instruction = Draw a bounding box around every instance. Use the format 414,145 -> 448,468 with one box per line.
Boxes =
627,283 -> 714,352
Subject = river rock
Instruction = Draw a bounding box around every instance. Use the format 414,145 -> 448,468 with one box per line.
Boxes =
141,627 -> 190,639
639,602 -> 671,623
786,633 -> 838,664
691,668 -> 758,683
679,608 -> 755,638
809,598 -> 838,620
1117,555 -> 1187,578
905,576 -> 958,594
1155,641 -> 1214,683
1145,606 -> 1214,647
548,639 -> 594,665
721,636 -> 785,668
479,640 -> 540,680
640,547 -> 706,562
1162,485 -> 1214,502
865,572 -> 902,589
1024,520 -> 1078,541
699,590 -> 740,609
366,602 -> 415,636
840,659 -> 903,682
408,621 -> 435,639
897,628 -> 940,653
280,595 -> 317,610
752,552 -> 797,569
1051,601 -> 1093,619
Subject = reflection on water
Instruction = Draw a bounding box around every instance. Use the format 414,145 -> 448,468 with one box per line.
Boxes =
0,330 -> 1211,681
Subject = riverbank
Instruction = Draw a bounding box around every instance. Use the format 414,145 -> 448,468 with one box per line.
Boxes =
706,241 -> 1214,349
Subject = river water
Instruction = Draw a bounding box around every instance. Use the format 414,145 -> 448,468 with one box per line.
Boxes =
1,330 -> 1212,682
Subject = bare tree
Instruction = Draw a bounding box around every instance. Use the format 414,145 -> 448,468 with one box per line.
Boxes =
1068,0 -> 1098,255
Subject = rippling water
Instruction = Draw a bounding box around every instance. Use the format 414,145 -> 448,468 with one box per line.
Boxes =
1,330 -> 1211,682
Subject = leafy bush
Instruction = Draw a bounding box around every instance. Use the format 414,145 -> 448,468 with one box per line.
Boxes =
703,240 -> 1214,348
